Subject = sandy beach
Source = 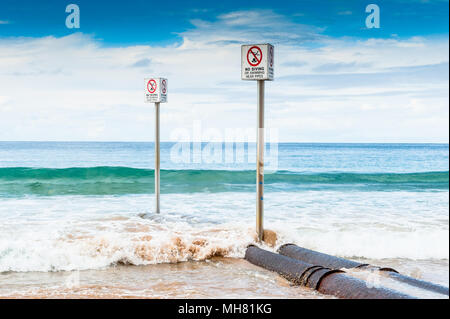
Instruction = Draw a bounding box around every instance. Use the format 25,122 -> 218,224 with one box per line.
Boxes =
0,258 -> 330,299
1,256 -> 447,299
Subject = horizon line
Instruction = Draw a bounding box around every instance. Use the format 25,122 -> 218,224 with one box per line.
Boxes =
0,140 -> 448,145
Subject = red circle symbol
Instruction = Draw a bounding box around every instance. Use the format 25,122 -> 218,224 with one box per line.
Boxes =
161,79 -> 167,94
247,46 -> 262,67
147,79 -> 157,93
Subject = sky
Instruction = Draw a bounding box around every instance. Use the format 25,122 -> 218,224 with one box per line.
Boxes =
0,0 -> 448,142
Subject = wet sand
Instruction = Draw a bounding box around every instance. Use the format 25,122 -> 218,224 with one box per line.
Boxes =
0,258 -> 332,299
1,256 -> 447,299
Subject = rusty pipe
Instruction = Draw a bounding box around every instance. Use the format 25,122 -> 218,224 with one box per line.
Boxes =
245,245 -> 414,299
278,244 -> 449,296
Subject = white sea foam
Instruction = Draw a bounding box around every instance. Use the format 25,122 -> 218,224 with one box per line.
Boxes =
0,191 -> 448,272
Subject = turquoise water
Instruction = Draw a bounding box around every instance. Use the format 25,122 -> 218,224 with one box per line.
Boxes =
0,142 -> 448,196
0,142 -> 448,287
1,142 -> 448,172
0,168 -> 447,196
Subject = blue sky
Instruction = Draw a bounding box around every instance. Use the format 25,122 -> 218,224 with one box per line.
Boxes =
0,0 -> 448,142
1,0 -> 448,44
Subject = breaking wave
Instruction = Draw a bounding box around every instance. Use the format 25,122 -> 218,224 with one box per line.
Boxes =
0,167 -> 447,196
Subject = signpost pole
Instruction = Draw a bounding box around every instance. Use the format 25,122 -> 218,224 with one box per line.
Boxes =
241,43 -> 273,243
256,80 -> 264,242
155,101 -> 160,214
145,77 -> 167,214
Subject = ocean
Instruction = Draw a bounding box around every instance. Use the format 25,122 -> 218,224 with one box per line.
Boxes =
0,142 -> 448,298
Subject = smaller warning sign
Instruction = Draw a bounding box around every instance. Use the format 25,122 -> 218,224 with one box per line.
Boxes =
161,79 -> 167,94
147,79 -> 157,94
241,44 -> 274,81
144,77 -> 168,103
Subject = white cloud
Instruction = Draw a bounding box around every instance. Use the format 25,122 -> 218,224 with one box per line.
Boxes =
0,20 -> 9,25
0,10 -> 448,142
183,10 -> 326,46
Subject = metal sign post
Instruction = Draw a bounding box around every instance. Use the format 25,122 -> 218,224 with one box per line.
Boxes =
155,101 -> 160,214
241,44 -> 274,242
256,79 -> 264,241
145,77 -> 168,214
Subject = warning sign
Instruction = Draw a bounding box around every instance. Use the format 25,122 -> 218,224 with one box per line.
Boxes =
144,77 -> 168,103
247,46 -> 262,66
241,44 -> 274,81
269,45 -> 274,68
161,79 -> 167,94
147,79 -> 157,94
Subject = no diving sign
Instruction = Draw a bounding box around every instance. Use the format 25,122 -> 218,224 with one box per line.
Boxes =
145,77 -> 168,103
147,79 -> 157,94
247,46 -> 262,66
241,44 -> 274,81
